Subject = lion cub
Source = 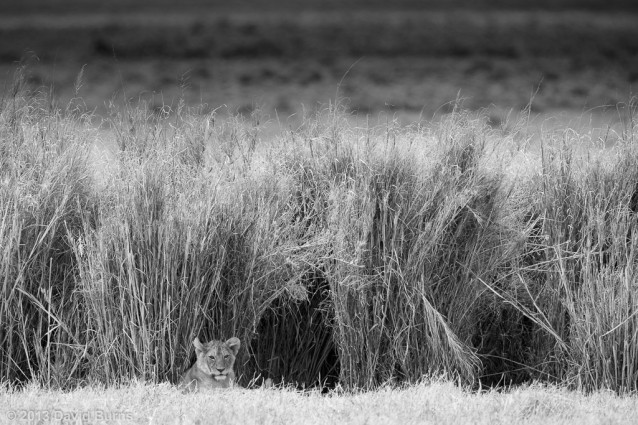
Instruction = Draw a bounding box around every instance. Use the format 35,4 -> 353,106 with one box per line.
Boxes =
179,336 -> 240,393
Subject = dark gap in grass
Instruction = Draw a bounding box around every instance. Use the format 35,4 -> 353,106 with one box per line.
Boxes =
249,270 -> 340,391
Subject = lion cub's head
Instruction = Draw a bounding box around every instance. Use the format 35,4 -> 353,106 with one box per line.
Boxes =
193,337 -> 240,380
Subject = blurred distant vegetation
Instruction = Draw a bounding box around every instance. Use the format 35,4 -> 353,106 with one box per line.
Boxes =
3,0 -> 638,14
3,12 -> 637,62
0,0 -> 636,116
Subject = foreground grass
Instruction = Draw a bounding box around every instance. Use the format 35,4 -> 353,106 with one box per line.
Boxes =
1,381 -> 637,425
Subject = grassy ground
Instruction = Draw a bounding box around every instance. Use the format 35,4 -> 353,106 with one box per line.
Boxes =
1,380 -> 637,425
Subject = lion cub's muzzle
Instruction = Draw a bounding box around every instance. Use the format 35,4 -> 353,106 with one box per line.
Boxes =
211,367 -> 229,380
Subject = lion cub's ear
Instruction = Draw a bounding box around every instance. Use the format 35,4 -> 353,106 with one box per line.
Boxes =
226,337 -> 240,356
193,337 -> 205,354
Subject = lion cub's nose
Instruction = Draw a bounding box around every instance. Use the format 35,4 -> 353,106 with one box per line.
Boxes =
216,368 -> 225,373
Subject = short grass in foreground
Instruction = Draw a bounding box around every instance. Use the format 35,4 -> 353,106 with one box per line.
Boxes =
1,380 -> 637,425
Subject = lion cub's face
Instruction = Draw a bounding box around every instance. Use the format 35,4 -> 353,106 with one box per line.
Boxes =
194,337 -> 240,380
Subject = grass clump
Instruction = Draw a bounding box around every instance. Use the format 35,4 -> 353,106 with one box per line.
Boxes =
512,135 -> 638,392
2,74 -> 638,394
0,72 -> 95,388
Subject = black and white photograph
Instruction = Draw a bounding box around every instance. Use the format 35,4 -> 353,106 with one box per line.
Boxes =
1,0 -> 637,423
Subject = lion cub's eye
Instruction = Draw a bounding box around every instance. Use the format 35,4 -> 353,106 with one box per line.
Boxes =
208,355 -> 215,360
224,354 -> 229,360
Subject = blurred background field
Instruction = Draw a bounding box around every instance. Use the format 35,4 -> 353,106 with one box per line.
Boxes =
1,0 -> 636,128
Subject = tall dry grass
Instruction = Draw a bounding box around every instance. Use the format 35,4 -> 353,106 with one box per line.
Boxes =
0,69 -> 94,388
1,72 -> 638,393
